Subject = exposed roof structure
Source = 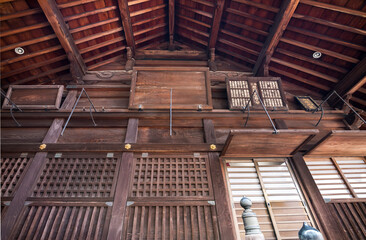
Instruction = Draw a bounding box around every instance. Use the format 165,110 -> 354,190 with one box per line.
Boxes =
1,0 -> 365,109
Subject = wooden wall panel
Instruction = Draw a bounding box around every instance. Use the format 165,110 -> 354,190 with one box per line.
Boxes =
328,201 -> 366,240
137,127 -> 204,143
11,205 -> 111,240
57,128 -> 126,143
123,203 -> 219,240
1,128 -> 49,143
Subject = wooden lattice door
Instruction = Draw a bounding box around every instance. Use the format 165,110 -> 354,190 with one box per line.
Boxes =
123,154 -> 221,239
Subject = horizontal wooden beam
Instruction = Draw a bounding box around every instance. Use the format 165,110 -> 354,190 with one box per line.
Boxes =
84,45 -> 126,63
88,55 -> 124,70
286,25 -> 366,52
80,36 -> 125,54
226,7 -> 273,25
0,45 -> 63,66
1,55 -> 67,79
292,13 -> 366,35
64,6 -> 117,21
253,0 -> 300,76
178,4 -> 213,18
280,37 -> 360,63
58,0 -> 98,9
75,27 -> 123,45
276,48 -> 348,74
177,14 -> 211,28
269,66 -> 330,91
0,34 -> 57,53
0,8 -> 42,21
271,57 -> 338,83
0,22 -> 49,38
300,0 -> 366,18
223,19 -> 269,36
220,29 -> 263,47
70,17 -> 120,34
130,4 -> 166,17
1,143 -> 224,153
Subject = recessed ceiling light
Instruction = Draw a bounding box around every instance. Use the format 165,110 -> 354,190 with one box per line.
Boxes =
15,47 -> 25,55
313,51 -> 322,59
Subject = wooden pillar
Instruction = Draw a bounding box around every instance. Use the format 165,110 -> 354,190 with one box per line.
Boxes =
107,118 -> 138,240
1,90 -> 77,240
290,153 -> 346,240
203,119 -> 237,240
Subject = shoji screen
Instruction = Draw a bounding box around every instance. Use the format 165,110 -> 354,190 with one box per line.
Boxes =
225,158 -> 314,240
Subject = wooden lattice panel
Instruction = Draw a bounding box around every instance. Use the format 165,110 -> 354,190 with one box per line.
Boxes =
11,205 -> 110,240
32,157 -> 118,198
130,155 -> 213,199
226,77 -> 287,110
1,157 -> 31,197
123,203 -> 219,240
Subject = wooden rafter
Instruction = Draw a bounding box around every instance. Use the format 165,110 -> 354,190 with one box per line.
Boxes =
117,0 -> 135,51
328,57 -> 366,107
253,0 -> 300,76
37,0 -> 86,77
300,0 -> 366,18
208,0 -> 225,48
169,0 -> 175,49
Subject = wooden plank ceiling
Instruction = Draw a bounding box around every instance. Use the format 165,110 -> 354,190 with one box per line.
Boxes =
1,0 -> 365,110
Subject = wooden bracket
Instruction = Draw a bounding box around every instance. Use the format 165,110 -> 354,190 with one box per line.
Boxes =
125,47 -> 135,71
208,48 -> 217,71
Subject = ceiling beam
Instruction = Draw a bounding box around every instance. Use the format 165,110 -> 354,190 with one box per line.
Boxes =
117,0 -> 135,51
300,0 -> 366,18
37,0 -> 86,77
328,57 -> 366,107
253,0 -> 300,76
38,0 -> 87,82
208,0 -> 225,48
169,0 -> 175,49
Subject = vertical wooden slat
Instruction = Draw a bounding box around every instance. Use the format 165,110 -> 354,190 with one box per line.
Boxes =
40,206 -> 57,240
33,206 -> 49,239
330,157 -> 358,198
253,160 -> 281,240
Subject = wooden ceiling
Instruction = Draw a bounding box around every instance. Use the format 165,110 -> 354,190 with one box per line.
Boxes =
1,0 -> 365,110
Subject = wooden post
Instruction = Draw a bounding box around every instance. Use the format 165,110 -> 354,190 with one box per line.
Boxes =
107,118 -> 138,240
1,90 -> 77,240
290,153 -> 347,240
203,119 -> 237,240
168,0 -> 175,50
209,0 -> 225,49
117,0 -> 135,51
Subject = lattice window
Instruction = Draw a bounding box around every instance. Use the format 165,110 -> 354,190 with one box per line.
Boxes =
11,205 -> 110,239
130,155 -> 213,199
226,77 -> 287,110
1,157 -> 31,197
32,157 -> 118,198
225,159 -> 314,240
123,203 -> 219,240
305,157 -> 366,199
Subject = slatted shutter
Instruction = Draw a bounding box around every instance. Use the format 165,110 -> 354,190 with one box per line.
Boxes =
304,157 -> 366,199
225,158 -> 314,240
123,154 -> 220,239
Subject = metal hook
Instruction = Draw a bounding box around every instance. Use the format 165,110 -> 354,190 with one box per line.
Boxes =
10,105 -> 21,127
315,105 -> 324,127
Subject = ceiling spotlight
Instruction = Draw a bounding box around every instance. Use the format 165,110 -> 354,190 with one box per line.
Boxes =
312,51 -> 322,59
14,47 -> 25,55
